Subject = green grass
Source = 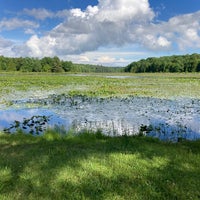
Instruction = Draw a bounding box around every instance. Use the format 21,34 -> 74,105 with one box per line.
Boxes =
1,73 -> 200,102
1,72 -> 200,199
0,131 -> 200,199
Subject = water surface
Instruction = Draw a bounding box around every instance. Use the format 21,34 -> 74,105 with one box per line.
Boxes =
0,108 -> 70,134
1,96 -> 200,141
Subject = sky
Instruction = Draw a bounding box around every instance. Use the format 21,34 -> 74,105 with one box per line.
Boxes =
0,0 -> 200,66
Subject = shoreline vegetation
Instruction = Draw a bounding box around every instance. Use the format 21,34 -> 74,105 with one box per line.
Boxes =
1,53 -> 200,73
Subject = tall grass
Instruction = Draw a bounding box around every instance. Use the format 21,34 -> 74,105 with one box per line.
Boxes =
0,131 -> 200,199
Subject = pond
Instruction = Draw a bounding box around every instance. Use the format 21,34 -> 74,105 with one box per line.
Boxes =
0,95 -> 200,141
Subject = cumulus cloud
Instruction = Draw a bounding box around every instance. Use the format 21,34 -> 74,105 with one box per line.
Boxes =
96,0 -> 154,22
5,0 -> 200,64
18,0 -> 155,57
25,35 -> 56,56
166,12 -> 200,50
128,10 -> 200,51
0,37 -> 15,56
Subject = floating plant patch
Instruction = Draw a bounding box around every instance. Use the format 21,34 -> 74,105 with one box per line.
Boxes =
0,108 -> 70,135
3,115 -> 51,135
52,96 -> 200,141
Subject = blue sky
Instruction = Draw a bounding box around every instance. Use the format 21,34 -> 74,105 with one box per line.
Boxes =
0,0 -> 200,66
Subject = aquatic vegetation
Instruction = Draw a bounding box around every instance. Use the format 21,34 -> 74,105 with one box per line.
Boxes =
0,108 -> 69,135
1,73 -> 200,101
1,73 -> 200,141
3,115 -> 51,135
1,95 -> 200,141
1,73 -> 200,199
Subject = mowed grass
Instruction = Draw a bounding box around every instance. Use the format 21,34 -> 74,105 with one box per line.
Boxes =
0,131 -> 200,200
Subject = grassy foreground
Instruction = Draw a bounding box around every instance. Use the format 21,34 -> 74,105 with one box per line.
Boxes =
0,131 -> 200,200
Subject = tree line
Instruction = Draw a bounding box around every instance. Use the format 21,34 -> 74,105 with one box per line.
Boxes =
0,56 -> 123,73
2,53 -> 200,73
125,53 -> 200,73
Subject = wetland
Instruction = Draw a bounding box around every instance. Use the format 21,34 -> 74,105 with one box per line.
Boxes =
1,73 -> 200,141
1,72 -> 200,200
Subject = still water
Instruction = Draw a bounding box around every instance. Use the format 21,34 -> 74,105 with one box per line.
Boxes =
0,108 -> 70,134
0,96 -> 200,141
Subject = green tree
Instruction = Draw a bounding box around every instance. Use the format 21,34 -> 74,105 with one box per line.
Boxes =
51,56 -> 63,73
61,61 -> 72,72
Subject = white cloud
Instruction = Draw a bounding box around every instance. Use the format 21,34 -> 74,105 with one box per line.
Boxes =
25,35 -> 56,57
70,8 -> 86,18
66,54 -> 131,66
20,0 -> 155,57
128,10 -> 200,51
0,37 -> 13,48
164,12 -> 200,48
138,33 -> 172,50
70,6 -> 99,19
93,56 -> 130,66
23,8 -> 54,20
24,28 -> 36,35
0,37 -> 15,56
78,56 -> 90,62
23,8 -> 70,20
0,18 -> 39,31
96,0 -> 154,22
60,48 -> 141,66
157,36 -> 171,48
96,56 -> 115,63
2,0 -> 200,66
94,56 -> 131,66
56,9 -> 69,18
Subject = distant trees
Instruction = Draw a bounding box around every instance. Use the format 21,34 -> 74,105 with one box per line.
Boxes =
50,56 -> 63,73
0,55 -> 122,73
125,53 -> 200,73
61,61 -> 72,72
0,56 -> 72,72
1,53 -> 200,73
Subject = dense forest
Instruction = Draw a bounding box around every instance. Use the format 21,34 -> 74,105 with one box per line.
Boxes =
125,53 -> 200,73
1,53 -> 200,73
0,56 -> 123,73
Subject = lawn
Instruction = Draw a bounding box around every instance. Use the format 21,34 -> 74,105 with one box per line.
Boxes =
0,131 -> 200,200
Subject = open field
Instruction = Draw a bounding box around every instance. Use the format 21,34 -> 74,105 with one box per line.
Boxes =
0,72 -> 200,199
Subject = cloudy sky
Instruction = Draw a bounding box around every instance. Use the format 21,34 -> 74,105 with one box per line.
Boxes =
0,0 -> 200,66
